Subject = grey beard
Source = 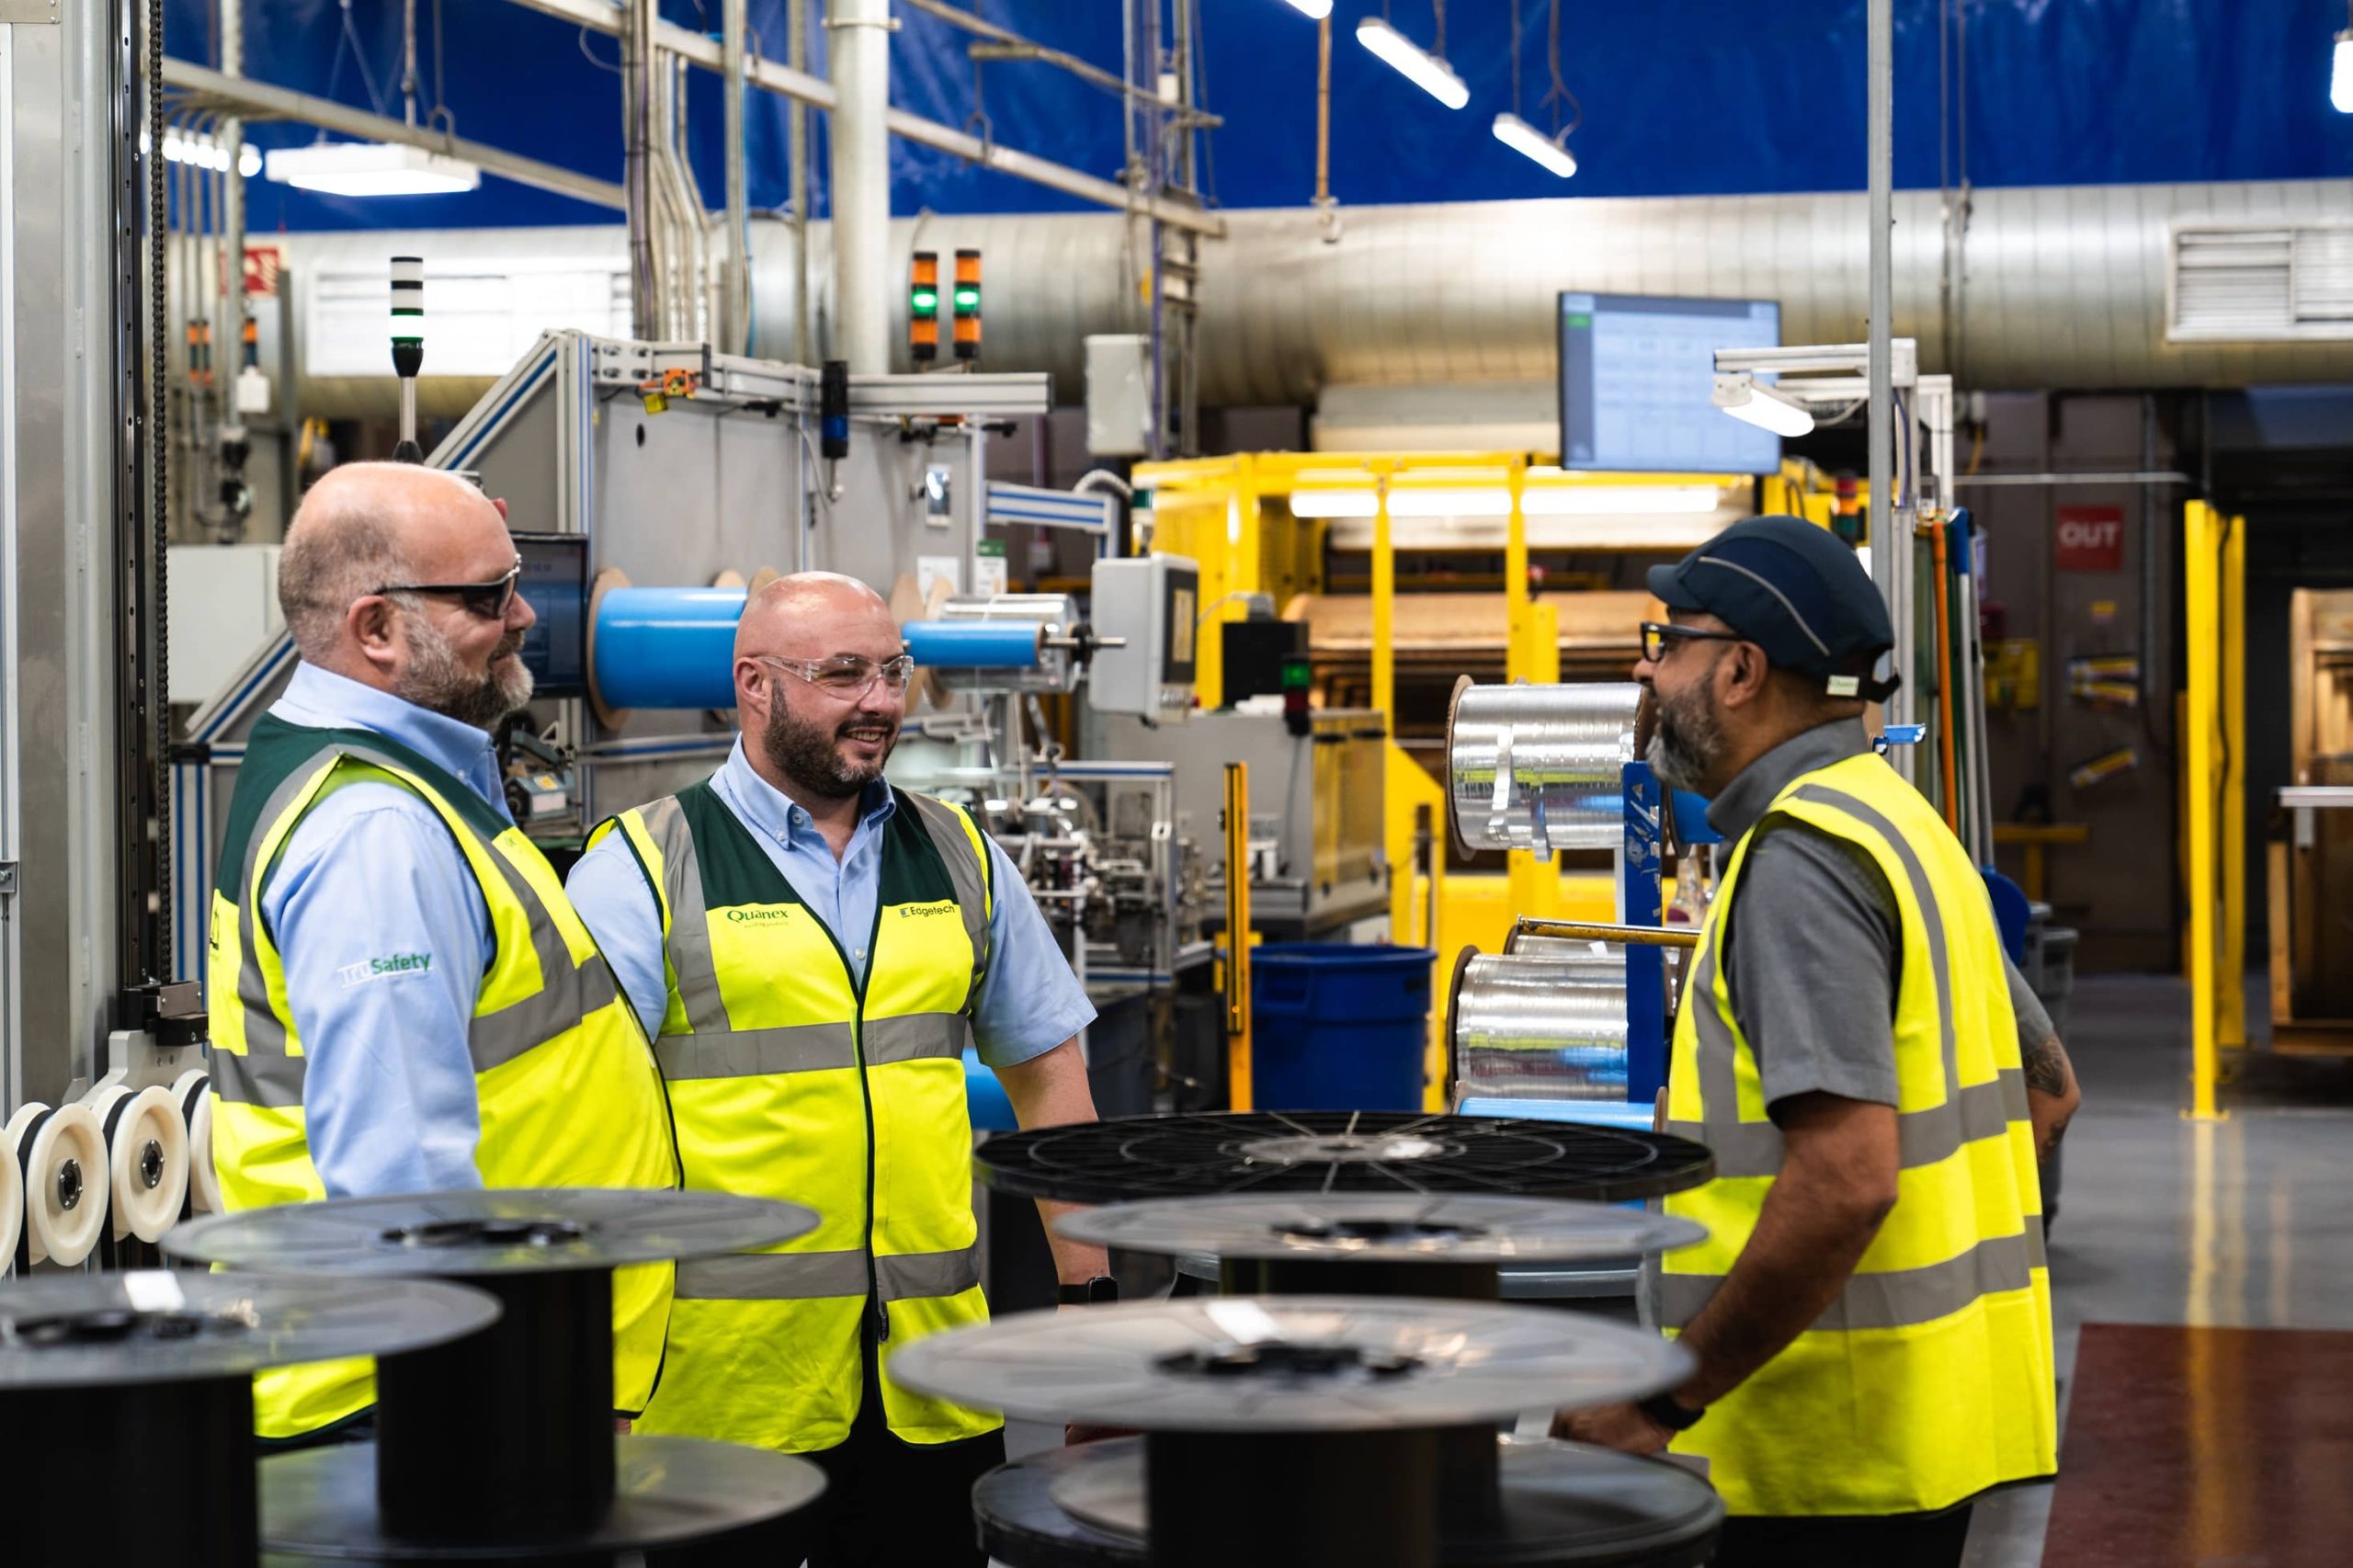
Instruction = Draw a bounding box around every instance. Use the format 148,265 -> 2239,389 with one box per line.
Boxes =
1646,692 -> 1722,796
762,701 -> 894,801
395,609 -> 534,731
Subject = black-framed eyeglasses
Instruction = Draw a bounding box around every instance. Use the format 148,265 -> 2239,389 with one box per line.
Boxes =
1640,620 -> 1745,665
374,555 -> 524,621
753,652 -> 917,699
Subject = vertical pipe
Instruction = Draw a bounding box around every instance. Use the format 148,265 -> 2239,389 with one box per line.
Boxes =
622,0 -> 660,339
2219,512 -> 2246,1050
1930,518 -> 1960,831
722,0 -> 748,354
2184,502 -> 2219,1120
1223,761 -> 1253,1111
789,0 -> 812,362
1314,14 -> 1331,206
220,0 -> 244,423
1866,0 -> 1903,779
830,0 -> 891,373
1371,475 -> 1394,736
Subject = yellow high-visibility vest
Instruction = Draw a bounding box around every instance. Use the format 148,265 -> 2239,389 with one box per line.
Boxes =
590,779 -> 1000,1453
1660,750 -> 2058,1516
208,714 -> 680,1441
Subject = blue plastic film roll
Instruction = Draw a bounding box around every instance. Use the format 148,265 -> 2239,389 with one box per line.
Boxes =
594,585 -> 747,710
903,619 -> 1044,669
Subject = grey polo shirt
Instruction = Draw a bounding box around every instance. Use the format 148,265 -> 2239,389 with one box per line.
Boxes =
1704,718 -> 2054,1114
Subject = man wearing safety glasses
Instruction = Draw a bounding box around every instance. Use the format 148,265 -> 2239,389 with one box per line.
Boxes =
566,571 -> 1106,1568
206,462 -> 680,1446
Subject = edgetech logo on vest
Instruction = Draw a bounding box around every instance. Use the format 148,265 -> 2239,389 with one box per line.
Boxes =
897,902 -> 956,920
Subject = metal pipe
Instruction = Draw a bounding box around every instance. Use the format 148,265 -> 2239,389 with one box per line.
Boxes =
1867,0 -> 1901,776
220,0 -> 246,439
830,0 -> 892,374
904,0 -> 1218,123
160,60 -> 625,210
621,1 -> 661,335
789,0 -> 813,361
1512,917 -> 1699,952
721,0 -> 748,354
501,0 -> 1223,237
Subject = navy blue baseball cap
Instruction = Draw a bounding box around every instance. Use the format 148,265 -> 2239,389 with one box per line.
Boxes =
1645,516 -> 1898,699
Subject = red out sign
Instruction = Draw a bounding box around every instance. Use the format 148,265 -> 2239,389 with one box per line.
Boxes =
2054,506 -> 2125,572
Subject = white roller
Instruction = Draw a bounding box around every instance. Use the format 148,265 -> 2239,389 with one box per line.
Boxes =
0,1132 -> 19,1273
174,1068 -> 222,1216
6,1101 -> 110,1267
85,1084 -> 192,1243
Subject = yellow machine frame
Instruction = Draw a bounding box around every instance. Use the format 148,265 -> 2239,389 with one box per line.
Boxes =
2180,500 -> 2247,1121
1136,451 -> 1767,1108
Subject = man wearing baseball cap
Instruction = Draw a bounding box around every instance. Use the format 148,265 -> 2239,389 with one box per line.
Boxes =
1555,517 -> 2077,1566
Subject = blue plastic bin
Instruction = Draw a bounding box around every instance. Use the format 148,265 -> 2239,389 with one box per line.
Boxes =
1247,943 -> 1437,1111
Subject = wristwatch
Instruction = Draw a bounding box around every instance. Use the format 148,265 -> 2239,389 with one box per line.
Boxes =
1057,1276 -> 1120,1306
1636,1392 -> 1706,1432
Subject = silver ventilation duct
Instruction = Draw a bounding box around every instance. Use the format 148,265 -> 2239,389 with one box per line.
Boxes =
270,179 -> 2353,419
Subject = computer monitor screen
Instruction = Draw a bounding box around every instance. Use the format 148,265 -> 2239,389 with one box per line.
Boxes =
511,531 -> 588,698
1557,293 -> 1783,474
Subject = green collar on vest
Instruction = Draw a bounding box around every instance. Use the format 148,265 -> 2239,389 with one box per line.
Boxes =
676,778 -> 961,915
218,714 -> 512,899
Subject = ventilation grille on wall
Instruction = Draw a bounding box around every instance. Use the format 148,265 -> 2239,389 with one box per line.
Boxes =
2169,222 -> 2353,342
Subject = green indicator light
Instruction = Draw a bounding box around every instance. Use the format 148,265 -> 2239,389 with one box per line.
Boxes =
952,287 -> 981,310
1567,313 -> 1592,328
1281,656 -> 1312,690
911,289 -> 938,313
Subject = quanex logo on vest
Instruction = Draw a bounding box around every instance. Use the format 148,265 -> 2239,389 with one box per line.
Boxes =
724,906 -> 797,924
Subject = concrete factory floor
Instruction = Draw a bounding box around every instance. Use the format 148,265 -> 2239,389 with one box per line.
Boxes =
1967,971 -> 2353,1568
997,972 -> 2353,1566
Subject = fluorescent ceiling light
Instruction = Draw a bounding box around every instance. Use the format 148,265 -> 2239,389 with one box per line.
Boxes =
266,142 -> 481,198
2335,29 -> 2353,113
1355,17 -> 1469,110
1281,0 -> 1334,17
1711,372 -> 1815,437
142,131 -> 262,176
1290,484 -> 1725,520
1492,112 -> 1576,179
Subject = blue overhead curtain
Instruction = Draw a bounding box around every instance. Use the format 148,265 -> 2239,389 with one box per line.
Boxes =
184,0 -> 2353,233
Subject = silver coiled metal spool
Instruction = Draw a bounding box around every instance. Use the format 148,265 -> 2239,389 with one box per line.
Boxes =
1447,681 -> 1643,856
1503,930 -> 1631,972
931,592 -> 1082,694
1450,952 -> 1631,1103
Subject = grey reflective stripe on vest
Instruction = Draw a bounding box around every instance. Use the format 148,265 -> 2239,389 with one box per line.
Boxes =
905,792 -> 992,1005
676,1248 -> 871,1301
1684,781 -> 2025,1181
635,795 -> 732,1035
657,1022 -> 858,1080
231,742 -> 617,1099
673,1243 -> 980,1302
1658,1223 -> 2048,1332
210,1046 -> 306,1109
232,760 -> 338,1064
864,1013 -> 970,1067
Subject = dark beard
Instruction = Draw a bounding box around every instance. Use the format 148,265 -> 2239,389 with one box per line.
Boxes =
395,613 -> 533,731
762,700 -> 895,801
1645,677 -> 1725,796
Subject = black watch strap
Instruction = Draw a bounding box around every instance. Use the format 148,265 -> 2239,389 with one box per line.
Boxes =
1637,1392 -> 1705,1431
1058,1276 -> 1120,1306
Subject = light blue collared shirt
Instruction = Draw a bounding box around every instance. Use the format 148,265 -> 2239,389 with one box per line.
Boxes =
565,738 -> 1096,1070
251,663 -> 509,1199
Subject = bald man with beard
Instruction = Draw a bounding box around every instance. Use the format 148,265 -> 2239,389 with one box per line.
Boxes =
565,573 -> 1106,1568
207,462 -> 678,1446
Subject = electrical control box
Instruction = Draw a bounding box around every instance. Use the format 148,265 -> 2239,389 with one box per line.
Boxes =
1087,553 -> 1198,723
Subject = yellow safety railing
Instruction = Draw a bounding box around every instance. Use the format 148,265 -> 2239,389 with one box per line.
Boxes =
2181,500 -> 2246,1121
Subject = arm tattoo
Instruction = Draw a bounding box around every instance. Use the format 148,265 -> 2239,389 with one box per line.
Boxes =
2022,1031 -> 2070,1098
